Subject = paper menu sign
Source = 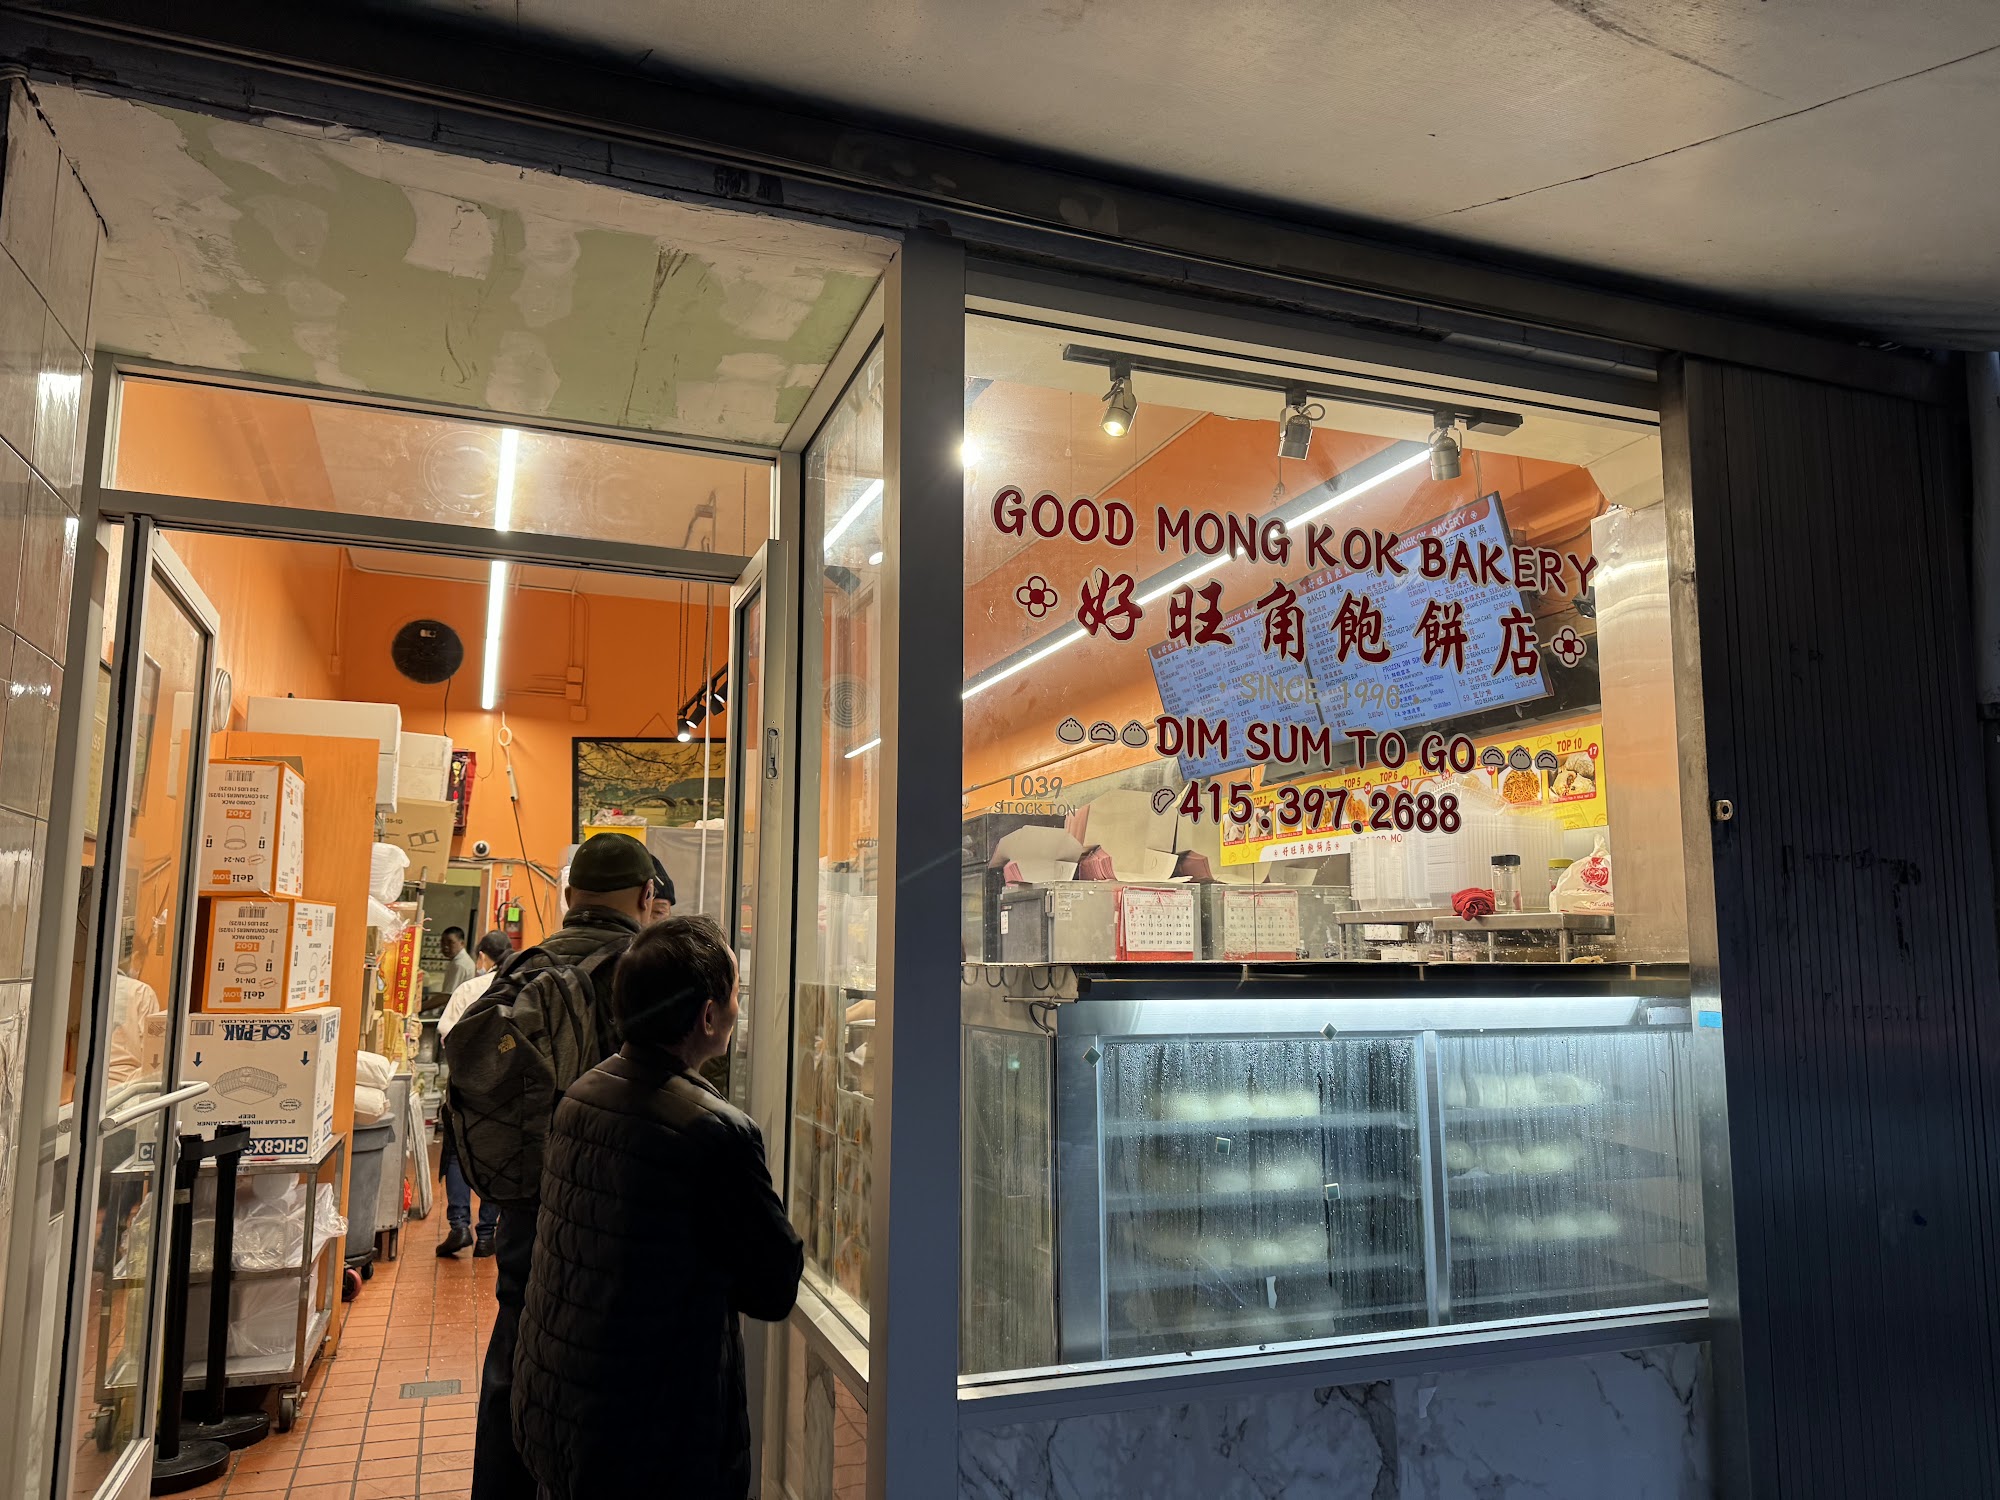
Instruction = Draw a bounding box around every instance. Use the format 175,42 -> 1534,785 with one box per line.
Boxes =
1117,884 -> 1197,960
1220,887 -> 1301,961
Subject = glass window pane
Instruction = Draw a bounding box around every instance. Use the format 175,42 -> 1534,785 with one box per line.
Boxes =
725,586 -> 764,1112
960,314 -> 1677,963
111,377 -> 773,554
790,344 -> 882,1330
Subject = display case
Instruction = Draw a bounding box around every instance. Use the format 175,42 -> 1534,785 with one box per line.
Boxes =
961,966 -> 1703,1377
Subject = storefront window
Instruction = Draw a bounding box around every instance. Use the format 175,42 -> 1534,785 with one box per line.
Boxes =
959,309 -> 1704,1379
790,344 -> 883,1334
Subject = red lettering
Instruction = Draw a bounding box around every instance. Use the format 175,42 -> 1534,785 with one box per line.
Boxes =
1069,496 -> 1100,543
993,485 -> 1026,536
1379,732 -> 1408,769
1193,511 -> 1225,555
1248,722 -> 1274,763
1479,542 -> 1505,584
1347,729 -> 1377,768
1537,548 -> 1566,595
1106,501 -> 1135,546
1449,540 -> 1477,583
1193,717 -> 1229,762
1307,523 -> 1337,569
1568,551 -> 1600,593
1261,518 -> 1292,566
1154,715 -> 1184,756
1158,508 -> 1192,554
1030,493 -> 1064,539
1342,529 -> 1372,571
1420,536 -> 1447,579
1512,546 -> 1540,592
1227,513 -> 1258,562
1375,531 -> 1408,576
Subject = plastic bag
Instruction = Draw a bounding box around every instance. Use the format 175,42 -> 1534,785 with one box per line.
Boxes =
193,1178 -> 348,1273
1553,835 -> 1614,913
370,842 -> 412,903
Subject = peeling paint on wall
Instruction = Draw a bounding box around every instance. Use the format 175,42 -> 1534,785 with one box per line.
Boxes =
36,84 -> 890,444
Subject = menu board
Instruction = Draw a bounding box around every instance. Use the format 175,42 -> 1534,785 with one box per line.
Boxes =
1146,495 -> 1548,778
1149,591 -> 1326,781
1298,495 -> 1548,737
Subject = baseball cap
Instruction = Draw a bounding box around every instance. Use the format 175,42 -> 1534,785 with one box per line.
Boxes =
567,832 -> 657,893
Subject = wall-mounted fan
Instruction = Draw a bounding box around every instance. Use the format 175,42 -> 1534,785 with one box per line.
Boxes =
391,619 -> 465,684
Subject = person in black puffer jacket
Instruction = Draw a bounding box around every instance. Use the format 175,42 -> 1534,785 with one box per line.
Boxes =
513,915 -> 803,1500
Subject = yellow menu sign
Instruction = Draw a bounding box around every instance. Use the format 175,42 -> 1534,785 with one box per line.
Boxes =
1219,720 -> 1606,867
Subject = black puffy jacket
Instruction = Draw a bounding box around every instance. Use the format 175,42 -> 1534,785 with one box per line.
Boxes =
513,1044 -> 804,1500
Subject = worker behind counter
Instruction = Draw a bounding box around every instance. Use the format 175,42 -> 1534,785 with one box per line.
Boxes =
512,915 -> 803,1500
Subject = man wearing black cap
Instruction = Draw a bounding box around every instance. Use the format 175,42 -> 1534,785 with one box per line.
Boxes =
471,831 -> 659,1500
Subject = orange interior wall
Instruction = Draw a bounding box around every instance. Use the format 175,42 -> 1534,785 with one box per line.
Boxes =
168,531 -> 343,722
962,419 -> 1607,810
332,566 -> 727,945
161,530 -> 728,947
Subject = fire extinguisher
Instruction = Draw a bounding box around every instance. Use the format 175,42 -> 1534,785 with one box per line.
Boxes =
498,901 -> 525,950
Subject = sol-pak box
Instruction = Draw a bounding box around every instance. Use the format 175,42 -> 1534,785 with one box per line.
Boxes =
201,897 -> 337,1012
199,762 -> 305,897
181,1007 -> 340,1162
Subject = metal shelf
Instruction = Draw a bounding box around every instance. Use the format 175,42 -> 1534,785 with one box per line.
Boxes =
1107,1111 -> 1413,1139
1105,1183 -> 1417,1212
1108,1249 -> 1417,1291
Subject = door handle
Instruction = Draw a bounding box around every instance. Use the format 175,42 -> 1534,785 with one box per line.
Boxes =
765,726 -> 780,780
100,1080 -> 210,1134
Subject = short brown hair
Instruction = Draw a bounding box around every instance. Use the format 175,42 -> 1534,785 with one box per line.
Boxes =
612,915 -> 734,1047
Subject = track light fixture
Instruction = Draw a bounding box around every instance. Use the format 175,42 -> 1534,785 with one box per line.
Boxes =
1063,345 -> 1522,437
1101,359 -> 1137,438
673,665 -> 730,744
1429,412 -> 1462,482
1278,387 -> 1322,461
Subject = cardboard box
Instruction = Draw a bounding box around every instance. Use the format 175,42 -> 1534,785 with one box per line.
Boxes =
181,1007 -> 340,1162
380,798 -> 457,883
398,732 -> 453,804
201,897 -> 337,1012
199,762 -> 306,897
245,696 -> 402,811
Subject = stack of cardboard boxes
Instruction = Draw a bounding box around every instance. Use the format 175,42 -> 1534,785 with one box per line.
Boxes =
181,760 -> 341,1163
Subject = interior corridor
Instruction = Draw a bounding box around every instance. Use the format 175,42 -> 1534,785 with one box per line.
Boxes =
178,1206 -> 491,1500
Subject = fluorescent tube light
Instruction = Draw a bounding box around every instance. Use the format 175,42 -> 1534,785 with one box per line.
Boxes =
482,427 -> 520,711
481,558 -> 507,710
824,478 -> 885,553
844,737 -> 881,760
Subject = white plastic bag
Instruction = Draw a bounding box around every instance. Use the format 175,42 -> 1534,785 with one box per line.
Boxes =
370,842 -> 412,903
1553,835 -> 1614,913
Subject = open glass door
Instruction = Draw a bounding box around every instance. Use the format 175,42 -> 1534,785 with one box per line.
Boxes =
54,522 -> 218,1500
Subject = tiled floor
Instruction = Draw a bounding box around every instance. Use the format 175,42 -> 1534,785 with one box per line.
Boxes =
181,1205 -> 495,1500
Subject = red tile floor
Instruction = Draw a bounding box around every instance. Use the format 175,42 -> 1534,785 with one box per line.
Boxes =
181,1204 -> 492,1500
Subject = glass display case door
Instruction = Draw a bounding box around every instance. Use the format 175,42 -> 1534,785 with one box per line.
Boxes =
53,523 -> 219,1500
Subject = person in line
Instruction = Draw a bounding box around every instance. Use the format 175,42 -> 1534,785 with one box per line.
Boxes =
470,832 -> 657,1500
514,915 -> 802,1500
645,859 -> 676,923
439,924 -> 475,997
435,930 -> 515,1258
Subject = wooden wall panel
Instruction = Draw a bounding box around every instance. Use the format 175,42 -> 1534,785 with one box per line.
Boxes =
1674,357 -> 2000,1495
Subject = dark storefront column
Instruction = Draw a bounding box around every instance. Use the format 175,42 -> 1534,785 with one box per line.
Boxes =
1666,357 -> 2000,1497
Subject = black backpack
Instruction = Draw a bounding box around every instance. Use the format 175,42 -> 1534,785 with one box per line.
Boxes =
441,941 -> 624,1206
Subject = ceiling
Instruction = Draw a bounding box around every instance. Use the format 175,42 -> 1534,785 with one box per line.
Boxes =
371,0 -> 2000,349
35,82 -> 893,443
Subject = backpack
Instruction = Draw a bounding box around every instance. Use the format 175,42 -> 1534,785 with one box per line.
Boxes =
441,941 -> 625,1206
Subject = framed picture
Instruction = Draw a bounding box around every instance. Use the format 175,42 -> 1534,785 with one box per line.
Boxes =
572,737 -> 727,838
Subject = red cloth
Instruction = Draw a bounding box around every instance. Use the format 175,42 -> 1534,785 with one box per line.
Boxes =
1452,887 -> 1496,920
